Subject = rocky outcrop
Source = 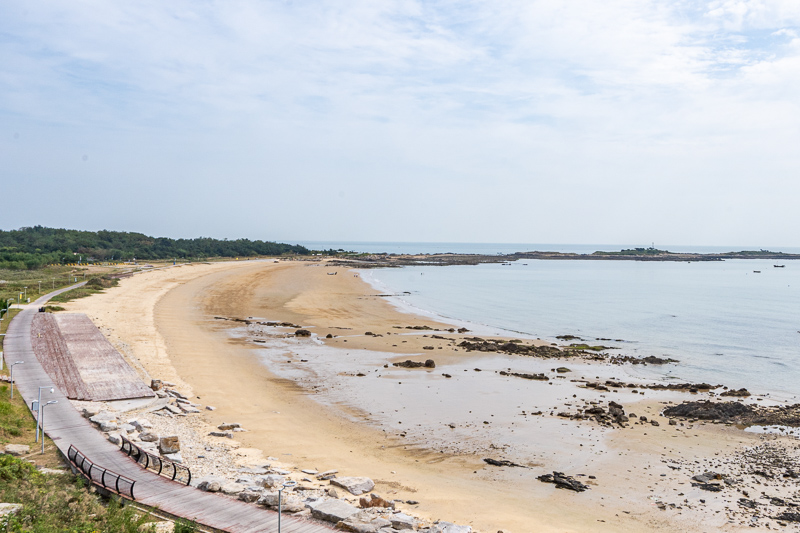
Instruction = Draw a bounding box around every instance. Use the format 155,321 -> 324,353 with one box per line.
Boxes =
537,471 -> 589,492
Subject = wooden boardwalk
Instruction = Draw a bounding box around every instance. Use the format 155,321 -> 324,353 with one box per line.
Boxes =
31,312 -> 155,401
5,285 -> 332,533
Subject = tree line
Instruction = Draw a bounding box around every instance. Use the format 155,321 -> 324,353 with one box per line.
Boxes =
0,226 -> 310,269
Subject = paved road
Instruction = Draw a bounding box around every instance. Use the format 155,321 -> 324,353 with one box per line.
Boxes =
4,284 -> 331,533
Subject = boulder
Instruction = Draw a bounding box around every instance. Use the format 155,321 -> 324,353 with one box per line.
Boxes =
238,491 -> 261,503
0,503 -> 23,518
100,421 -> 119,432
295,329 -> 312,337
119,423 -> 136,434
218,423 -> 241,431
310,499 -> 360,523
196,477 -> 224,492
158,436 -> 180,454
140,432 -> 158,442
150,379 -> 163,391
257,474 -> 286,489
82,406 -> 101,418
331,476 -> 375,496
162,452 -> 182,463
337,512 -> 392,533
107,434 -> 122,445
221,482 -> 246,495
258,492 -> 304,512
130,419 -> 153,431
430,522 -> 472,533
3,444 -> 31,456
359,493 -> 393,509
89,411 -> 117,425
390,513 -> 418,530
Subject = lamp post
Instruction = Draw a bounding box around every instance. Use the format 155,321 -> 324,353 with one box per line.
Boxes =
277,480 -> 297,533
36,386 -> 55,442
9,361 -> 24,398
40,400 -> 58,454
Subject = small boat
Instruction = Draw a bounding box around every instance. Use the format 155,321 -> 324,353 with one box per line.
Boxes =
774,265 -> 785,268
753,270 -> 761,273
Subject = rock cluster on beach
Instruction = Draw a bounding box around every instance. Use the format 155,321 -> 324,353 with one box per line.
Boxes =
75,382 -> 474,533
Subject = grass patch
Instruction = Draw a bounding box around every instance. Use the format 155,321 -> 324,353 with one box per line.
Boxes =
49,276 -> 119,304
0,455 -> 181,532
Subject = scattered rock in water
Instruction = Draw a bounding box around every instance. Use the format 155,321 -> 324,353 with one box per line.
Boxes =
721,388 -> 751,397
663,401 -> 754,422
498,371 -> 548,381
537,471 -> 589,492
393,360 -> 435,369
295,329 -> 311,337
636,355 -> 679,365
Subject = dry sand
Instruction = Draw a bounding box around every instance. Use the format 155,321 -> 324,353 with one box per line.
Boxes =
64,259 -> 795,532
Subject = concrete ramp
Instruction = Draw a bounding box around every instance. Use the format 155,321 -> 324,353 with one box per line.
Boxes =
31,313 -> 154,401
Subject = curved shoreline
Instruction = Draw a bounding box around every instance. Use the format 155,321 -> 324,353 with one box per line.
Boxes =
63,260 -> 798,532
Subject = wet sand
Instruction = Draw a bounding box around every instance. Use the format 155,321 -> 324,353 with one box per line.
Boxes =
65,259 -> 788,532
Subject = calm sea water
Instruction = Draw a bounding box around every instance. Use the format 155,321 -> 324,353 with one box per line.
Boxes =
361,256 -> 800,398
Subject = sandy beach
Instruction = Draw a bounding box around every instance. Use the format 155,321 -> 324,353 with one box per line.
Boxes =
63,259 -> 799,532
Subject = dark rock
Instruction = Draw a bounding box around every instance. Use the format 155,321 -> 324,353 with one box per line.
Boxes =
424,359 -> 436,368
720,388 -> 751,397
483,458 -> 527,468
663,401 -> 754,422
295,329 -> 312,337
537,472 -> 589,492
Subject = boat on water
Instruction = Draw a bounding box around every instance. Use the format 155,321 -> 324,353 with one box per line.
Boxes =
753,270 -> 761,273
774,264 -> 785,268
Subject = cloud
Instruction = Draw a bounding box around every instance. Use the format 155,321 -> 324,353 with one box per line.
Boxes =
1,1 -> 799,244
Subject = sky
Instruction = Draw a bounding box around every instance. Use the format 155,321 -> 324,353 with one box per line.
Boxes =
1,1 -> 799,246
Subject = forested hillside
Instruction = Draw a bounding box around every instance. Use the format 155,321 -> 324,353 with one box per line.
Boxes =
0,226 -> 309,269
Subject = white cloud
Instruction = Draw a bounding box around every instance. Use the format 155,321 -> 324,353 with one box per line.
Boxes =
1,0 -> 799,244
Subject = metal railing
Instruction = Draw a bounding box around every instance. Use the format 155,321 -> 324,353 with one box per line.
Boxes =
120,435 -> 192,485
67,445 -> 136,500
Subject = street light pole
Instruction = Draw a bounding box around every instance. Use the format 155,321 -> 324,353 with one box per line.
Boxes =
41,400 -> 58,454
9,361 -> 24,398
277,480 -> 297,533
36,386 -> 55,442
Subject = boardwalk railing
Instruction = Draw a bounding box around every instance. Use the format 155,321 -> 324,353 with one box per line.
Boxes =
120,435 -> 192,486
67,445 -> 136,500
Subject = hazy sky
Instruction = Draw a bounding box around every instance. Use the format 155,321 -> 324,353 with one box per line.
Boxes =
2,1 -> 799,246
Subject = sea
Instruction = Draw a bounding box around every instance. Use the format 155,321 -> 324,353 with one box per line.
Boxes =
297,242 -> 800,398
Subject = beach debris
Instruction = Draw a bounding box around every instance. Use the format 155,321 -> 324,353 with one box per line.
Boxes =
537,472 -> 590,492
429,521 -> 473,533
295,329 -> 311,337
393,359 -> 436,369
331,476 -> 375,495
158,435 -> 180,454
483,458 -> 528,468
150,379 -> 163,391
309,498 -> 360,523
